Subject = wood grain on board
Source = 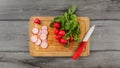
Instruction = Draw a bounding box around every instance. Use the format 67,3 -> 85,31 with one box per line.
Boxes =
30,17 -> 90,57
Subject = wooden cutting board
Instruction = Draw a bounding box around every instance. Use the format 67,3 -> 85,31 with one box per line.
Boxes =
30,16 -> 90,57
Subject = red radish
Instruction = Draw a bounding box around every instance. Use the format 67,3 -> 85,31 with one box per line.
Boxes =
41,41 -> 48,48
42,26 -> 47,30
35,39 -> 41,45
55,35 -> 61,40
54,29 -> 59,35
69,36 -> 74,42
34,18 -> 41,24
60,38 -> 67,44
54,22 -> 61,29
32,28 -> 39,34
40,34 -> 47,40
31,35 -> 37,43
58,30 -> 66,36
41,29 -> 48,35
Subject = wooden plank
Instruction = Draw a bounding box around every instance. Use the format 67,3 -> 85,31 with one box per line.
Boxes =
0,0 -> 120,20
0,52 -> 120,68
0,20 -> 120,51
0,21 -> 29,51
91,21 -> 120,51
30,17 -> 90,56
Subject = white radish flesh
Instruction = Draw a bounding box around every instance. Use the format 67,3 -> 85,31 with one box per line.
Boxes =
40,34 -> 47,40
35,39 -> 41,45
41,41 -> 48,48
41,26 -> 47,30
32,28 -> 39,34
41,29 -> 48,35
31,35 -> 37,43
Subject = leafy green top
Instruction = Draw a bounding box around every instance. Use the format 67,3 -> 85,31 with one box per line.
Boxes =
50,5 -> 81,47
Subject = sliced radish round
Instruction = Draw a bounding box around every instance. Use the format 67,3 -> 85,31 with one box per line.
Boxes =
40,34 -> 47,40
41,26 -> 47,30
31,35 -> 37,43
38,30 -> 42,35
32,28 -> 39,34
41,29 -> 48,35
41,41 -> 48,48
35,39 -> 41,45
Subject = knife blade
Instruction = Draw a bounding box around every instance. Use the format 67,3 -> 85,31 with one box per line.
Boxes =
72,25 -> 95,60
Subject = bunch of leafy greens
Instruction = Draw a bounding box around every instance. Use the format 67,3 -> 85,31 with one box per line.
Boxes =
50,5 -> 81,47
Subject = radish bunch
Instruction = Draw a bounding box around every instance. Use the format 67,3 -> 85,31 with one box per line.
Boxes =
54,22 -> 67,44
53,22 -> 74,45
50,5 -> 81,47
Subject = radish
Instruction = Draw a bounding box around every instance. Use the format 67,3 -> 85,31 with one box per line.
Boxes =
31,35 -> 37,43
69,36 -> 74,42
58,30 -> 66,36
32,28 -> 39,34
41,29 -> 48,35
60,38 -> 67,44
42,26 -> 47,30
41,41 -> 48,48
35,39 -> 41,45
40,34 -> 47,40
54,29 -> 59,35
54,22 -> 61,29
55,35 -> 61,41
38,30 -> 42,35
34,18 -> 41,24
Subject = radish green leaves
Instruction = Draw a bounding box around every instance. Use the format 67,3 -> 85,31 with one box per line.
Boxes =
50,5 -> 81,47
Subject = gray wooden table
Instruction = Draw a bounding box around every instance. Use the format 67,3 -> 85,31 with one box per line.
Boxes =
0,0 -> 120,68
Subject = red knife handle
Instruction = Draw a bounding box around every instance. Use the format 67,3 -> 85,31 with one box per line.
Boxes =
72,41 -> 87,60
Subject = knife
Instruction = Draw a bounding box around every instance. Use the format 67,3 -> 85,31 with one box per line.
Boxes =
72,25 -> 95,60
